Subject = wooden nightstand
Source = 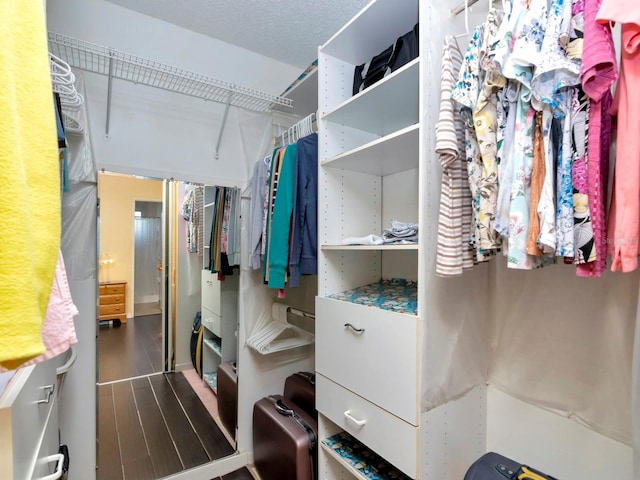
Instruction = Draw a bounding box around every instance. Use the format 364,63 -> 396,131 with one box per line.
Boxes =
99,281 -> 127,325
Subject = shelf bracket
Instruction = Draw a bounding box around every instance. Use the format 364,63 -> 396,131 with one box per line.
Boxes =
105,51 -> 114,138
215,93 -> 232,160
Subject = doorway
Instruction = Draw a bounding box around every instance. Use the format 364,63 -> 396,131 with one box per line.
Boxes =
97,172 -> 165,383
134,200 -> 162,317
96,173 -> 239,479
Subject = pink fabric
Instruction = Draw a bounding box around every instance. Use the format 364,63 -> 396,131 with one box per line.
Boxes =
577,0 -> 616,277
597,0 -> 640,27
581,0 -> 618,101
21,251 -> 78,367
607,23 -> 640,272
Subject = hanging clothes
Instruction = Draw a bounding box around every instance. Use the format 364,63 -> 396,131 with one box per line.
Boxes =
207,185 -> 240,276
249,156 -> 270,270
0,0 -> 61,369
289,133 -> 318,287
266,144 -> 297,289
599,2 -> 640,272
577,0 -> 617,277
438,0 -> 619,276
452,23 -> 497,263
17,251 -> 78,369
436,35 -> 476,277
182,186 -> 204,255
262,147 -> 284,283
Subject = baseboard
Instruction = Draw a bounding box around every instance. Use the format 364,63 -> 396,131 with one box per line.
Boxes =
175,362 -> 193,372
135,295 -> 160,304
160,451 -> 250,480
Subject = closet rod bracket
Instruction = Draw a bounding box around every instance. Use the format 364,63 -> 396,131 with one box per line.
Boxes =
215,94 -> 232,160
105,51 -> 114,138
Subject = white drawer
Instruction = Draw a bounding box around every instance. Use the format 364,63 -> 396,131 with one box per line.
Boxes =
201,269 -> 221,315
0,361 -> 56,480
316,374 -> 419,478
316,297 -> 419,424
202,306 -> 222,337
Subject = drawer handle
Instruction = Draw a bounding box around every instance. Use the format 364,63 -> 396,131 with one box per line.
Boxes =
38,384 -> 55,404
344,410 -> 366,427
344,323 -> 365,334
36,453 -> 64,480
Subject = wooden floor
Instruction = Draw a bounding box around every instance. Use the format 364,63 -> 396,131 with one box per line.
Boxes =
98,316 -> 247,479
98,373 -> 237,480
98,314 -> 163,383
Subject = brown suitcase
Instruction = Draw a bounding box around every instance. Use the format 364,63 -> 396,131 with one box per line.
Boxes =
283,371 -> 316,419
253,395 -> 318,480
217,362 -> 238,438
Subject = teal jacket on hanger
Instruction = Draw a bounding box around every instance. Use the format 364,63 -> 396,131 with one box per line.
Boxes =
267,143 -> 297,289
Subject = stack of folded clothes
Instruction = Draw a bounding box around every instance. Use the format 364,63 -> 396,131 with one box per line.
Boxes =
381,220 -> 418,244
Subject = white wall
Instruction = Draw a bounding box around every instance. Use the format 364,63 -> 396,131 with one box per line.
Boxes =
487,387 -> 633,480
47,0 -> 300,186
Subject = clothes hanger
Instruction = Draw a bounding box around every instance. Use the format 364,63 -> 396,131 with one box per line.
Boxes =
454,0 -> 470,39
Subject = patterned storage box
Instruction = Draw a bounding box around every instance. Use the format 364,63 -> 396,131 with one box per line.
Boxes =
327,278 -> 417,315
322,431 -> 411,480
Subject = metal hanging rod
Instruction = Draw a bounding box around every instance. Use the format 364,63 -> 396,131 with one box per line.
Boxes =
451,0 -> 481,16
48,32 -> 293,154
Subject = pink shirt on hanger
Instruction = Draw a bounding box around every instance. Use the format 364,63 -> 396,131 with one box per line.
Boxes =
604,21 -> 640,272
597,0 -> 640,27
577,0 -> 617,277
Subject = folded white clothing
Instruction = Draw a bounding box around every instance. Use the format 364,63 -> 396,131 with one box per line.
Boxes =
382,235 -> 418,244
388,219 -> 419,232
341,234 -> 384,245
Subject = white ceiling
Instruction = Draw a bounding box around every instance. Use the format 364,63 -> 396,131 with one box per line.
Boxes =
105,0 -> 371,69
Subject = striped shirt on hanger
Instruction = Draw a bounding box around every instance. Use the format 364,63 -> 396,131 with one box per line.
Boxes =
435,35 -> 475,277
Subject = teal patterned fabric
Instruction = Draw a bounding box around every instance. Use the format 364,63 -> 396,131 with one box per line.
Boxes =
327,278 -> 417,315
322,431 -> 410,480
203,372 -> 217,390
205,337 -> 222,355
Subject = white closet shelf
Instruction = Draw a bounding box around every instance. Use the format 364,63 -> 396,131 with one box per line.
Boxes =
204,337 -> 222,357
321,59 -> 419,136
320,0 -> 418,65
321,244 -> 418,251
48,32 -> 292,113
321,124 -> 419,176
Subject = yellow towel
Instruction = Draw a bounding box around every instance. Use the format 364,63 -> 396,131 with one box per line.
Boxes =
0,0 -> 61,369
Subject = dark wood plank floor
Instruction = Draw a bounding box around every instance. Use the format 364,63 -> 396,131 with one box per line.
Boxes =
98,373 -> 237,480
98,314 -> 162,383
98,314 -> 241,479
219,467 -> 254,480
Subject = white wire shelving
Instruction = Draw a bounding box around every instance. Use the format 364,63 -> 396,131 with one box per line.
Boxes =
48,32 -> 293,155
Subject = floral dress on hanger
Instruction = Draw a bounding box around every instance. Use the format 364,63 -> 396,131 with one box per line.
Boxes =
452,24 -> 495,263
499,0 -> 552,269
473,8 -> 505,252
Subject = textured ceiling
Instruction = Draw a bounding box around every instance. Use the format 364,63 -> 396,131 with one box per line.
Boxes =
105,0 -> 371,69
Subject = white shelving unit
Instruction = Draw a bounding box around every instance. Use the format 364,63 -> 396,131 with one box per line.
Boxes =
316,0 -> 424,478
317,2 -> 634,480
201,186 -> 239,394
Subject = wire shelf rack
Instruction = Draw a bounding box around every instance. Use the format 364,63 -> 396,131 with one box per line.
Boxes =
48,32 -> 293,113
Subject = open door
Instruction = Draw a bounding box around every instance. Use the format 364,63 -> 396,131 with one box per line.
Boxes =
162,179 -> 179,371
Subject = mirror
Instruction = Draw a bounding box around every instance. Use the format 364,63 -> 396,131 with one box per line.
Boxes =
96,172 -> 241,480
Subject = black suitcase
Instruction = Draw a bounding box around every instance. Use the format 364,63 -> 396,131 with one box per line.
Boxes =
253,395 -> 318,480
217,362 -> 237,438
283,371 -> 316,420
465,452 -> 560,480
